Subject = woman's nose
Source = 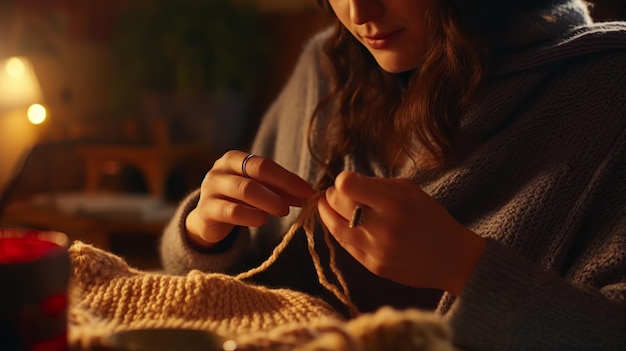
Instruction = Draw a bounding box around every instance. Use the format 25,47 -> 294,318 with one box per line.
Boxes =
349,0 -> 384,25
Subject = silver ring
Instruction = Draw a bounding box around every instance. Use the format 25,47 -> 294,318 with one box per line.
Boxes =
241,153 -> 255,178
349,206 -> 364,228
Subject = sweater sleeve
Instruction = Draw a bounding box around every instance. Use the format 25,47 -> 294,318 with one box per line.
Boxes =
440,133 -> 626,351
159,189 -> 252,275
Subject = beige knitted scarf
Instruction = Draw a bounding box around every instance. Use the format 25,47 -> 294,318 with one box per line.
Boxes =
68,193 -> 454,350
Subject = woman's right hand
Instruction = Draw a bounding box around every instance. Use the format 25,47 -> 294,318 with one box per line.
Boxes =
185,150 -> 314,248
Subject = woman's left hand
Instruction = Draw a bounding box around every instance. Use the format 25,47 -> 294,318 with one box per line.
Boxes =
317,171 -> 487,295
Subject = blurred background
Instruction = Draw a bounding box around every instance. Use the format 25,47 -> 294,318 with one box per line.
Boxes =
0,0 -> 624,269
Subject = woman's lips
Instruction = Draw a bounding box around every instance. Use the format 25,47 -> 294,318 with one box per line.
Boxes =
363,29 -> 403,50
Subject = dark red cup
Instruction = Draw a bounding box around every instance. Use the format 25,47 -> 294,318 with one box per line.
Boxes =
0,228 -> 70,351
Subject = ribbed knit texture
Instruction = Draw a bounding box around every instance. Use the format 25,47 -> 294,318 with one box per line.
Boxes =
68,242 -> 454,350
68,241 -> 333,347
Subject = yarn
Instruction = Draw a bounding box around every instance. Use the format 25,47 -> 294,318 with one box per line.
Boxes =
235,306 -> 454,351
68,193 -> 453,350
236,191 -> 359,317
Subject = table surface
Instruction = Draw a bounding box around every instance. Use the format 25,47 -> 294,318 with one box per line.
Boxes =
1,200 -> 166,269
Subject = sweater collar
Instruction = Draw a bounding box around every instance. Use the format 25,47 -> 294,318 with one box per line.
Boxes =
494,0 -> 592,51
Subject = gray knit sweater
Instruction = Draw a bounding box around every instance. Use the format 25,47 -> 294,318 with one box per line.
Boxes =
160,1 -> 626,350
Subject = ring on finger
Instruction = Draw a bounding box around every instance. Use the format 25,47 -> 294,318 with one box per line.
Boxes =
349,205 -> 365,228
241,153 -> 255,178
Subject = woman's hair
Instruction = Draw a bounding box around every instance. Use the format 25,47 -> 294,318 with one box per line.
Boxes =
309,0 -> 555,189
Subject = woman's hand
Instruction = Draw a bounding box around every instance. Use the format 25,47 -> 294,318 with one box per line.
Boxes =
186,150 -> 313,248
317,171 -> 486,295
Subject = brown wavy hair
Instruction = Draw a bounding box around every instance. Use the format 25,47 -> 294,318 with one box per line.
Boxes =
309,0 -> 554,189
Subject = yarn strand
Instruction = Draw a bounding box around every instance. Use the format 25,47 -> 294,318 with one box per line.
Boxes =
235,192 -> 360,317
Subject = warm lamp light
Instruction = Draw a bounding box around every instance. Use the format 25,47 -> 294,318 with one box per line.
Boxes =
0,57 -> 45,193
27,103 -> 47,125
0,56 -> 43,114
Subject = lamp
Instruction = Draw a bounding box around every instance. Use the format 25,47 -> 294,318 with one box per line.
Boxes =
0,56 -> 45,122
0,56 -> 45,198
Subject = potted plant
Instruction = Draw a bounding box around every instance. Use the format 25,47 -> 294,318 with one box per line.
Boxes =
110,0 -> 267,149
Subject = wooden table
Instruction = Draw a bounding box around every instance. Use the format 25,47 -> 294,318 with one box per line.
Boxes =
0,200 -> 168,269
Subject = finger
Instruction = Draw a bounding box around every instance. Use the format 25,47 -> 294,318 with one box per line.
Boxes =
221,151 -> 314,202
265,184 -> 310,208
209,173 -> 291,217
317,196 -> 373,263
333,170 -> 414,211
198,197 -> 270,228
324,185 -> 359,223
325,187 -> 381,233
317,195 -> 364,247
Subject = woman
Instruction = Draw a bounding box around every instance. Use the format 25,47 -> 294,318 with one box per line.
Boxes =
160,0 -> 626,349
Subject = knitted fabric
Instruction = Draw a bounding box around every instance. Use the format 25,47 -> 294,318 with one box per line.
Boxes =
68,195 -> 454,350
69,242 -> 346,349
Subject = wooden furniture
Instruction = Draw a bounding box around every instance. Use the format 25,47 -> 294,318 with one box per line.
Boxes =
0,123 -> 215,269
77,143 -> 207,199
1,200 -> 166,269
74,118 -> 209,199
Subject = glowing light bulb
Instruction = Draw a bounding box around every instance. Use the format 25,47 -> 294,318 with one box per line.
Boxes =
222,340 -> 238,351
5,57 -> 26,79
27,104 -> 47,125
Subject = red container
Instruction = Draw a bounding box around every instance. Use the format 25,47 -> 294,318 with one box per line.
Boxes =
0,228 -> 70,351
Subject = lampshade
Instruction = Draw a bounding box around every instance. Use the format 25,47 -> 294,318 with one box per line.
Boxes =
0,56 -> 43,112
